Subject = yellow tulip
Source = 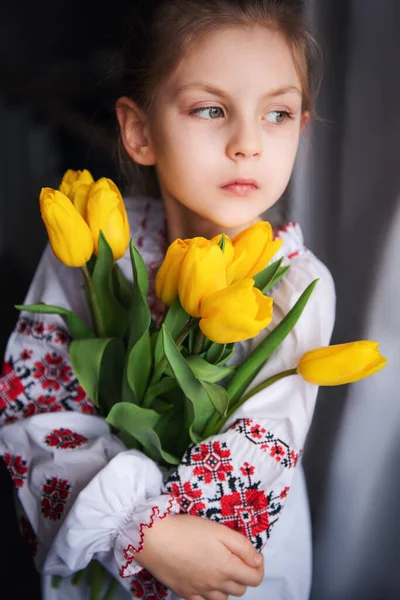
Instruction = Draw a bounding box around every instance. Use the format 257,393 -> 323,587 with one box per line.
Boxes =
179,238 -> 227,317
297,341 -> 387,386
199,279 -> 273,343
86,177 -> 130,260
228,221 -> 283,284
211,233 -> 235,267
155,238 -> 190,306
59,169 -> 94,197
39,188 -> 94,267
69,181 -> 93,218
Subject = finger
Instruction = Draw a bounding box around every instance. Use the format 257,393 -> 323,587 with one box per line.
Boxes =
221,530 -> 262,568
219,581 -> 247,597
204,592 -> 228,600
226,555 -> 264,587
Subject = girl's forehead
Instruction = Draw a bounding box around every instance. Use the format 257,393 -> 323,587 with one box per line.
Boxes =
165,25 -> 301,98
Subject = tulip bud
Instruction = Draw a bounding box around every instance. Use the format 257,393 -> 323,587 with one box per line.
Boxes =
179,238 -> 227,317
228,221 -> 282,284
155,238 -> 190,306
86,178 -> 130,260
59,169 -> 94,198
297,341 -> 387,386
39,188 -> 94,267
199,279 -> 273,343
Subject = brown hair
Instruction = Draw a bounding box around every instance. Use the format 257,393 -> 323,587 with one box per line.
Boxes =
115,0 -> 322,199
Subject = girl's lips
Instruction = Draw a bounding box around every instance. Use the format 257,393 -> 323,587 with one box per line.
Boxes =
220,183 -> 258,196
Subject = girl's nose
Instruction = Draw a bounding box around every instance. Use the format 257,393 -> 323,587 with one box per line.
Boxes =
226,120 -> 262,161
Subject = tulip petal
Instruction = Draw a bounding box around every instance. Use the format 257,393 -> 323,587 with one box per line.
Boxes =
40,188 -> 94,267
179,239 -> 227,317
155,239 -> 190,306
230,221 -> 283,282
199,279 -> 273,343
86,178 -> 130,260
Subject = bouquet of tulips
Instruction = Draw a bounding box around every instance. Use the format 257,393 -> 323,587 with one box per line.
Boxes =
18,168 -> 387,467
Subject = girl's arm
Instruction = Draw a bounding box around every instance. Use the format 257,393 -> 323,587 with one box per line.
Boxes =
0,245 -> 182,582
0,243 -> 260,599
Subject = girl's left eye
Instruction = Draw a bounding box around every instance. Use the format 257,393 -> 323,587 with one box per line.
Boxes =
266,111 -> 290,124
189,106 -> 224,119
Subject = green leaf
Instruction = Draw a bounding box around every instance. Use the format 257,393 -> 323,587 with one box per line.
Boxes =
262,266 -> 290,293
205,342 -> 227,364
161,325 -> 215,442
106,402 -> 180,465
148,376 -> 179,399
92,232 -> 129,338
125,239 -> 152,402
15,303 -> 94,340
218,344 -> 235,365
217,233 -> 226,252
154,297 -> 188,367
69,337 -> 124,411
200,380 -> 229,416
186,356 -> 234,383
226,279 -> 319,405
253,258 -> 284,292
112,263 -> 134,310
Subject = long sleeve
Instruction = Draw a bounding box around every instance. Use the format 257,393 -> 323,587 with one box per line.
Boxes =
0,198 -> 178,586
163,223 -> 336,549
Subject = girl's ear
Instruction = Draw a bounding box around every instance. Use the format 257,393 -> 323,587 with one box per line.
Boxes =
115,97 -> 156,166
300,110 -> 311,133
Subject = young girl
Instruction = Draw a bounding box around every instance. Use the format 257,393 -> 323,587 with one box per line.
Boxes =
0,1 -> 336,599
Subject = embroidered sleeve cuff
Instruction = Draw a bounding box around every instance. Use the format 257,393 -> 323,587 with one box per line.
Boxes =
44,449 -> 179,577
115,494 -> 180,578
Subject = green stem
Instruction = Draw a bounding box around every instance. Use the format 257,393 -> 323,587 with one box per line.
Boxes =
112,263 -> 120,299
51,576 -> 62,589
72,568 -> 87,586
89,560 -> 103,600
203,368 -> 297,437
102,577 -> 119,600
193,329 -> 205,354
143,319 -> 198,407
81,264 -> 106,337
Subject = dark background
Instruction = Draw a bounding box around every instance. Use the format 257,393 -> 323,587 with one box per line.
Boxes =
0,2 -> 136,596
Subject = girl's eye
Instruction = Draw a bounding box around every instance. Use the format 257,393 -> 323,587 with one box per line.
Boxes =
266,111 -> 290,124
190,106 -> 224,119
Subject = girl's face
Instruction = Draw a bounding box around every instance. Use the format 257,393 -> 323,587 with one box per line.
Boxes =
123,25 -> 309,233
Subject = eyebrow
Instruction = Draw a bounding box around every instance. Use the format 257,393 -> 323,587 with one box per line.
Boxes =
175,83 -> 302,99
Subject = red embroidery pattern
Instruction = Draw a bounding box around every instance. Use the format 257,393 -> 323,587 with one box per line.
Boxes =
0,362 -> 25,411
0,318 -> 95,425
230,419 -> 300,468
33,353 -> 72,391
131,569 -> 168,600
119,498 -> 176,579
19,515 -> 38,557
220,487 -> 270,538
165,416 -> 297,550
44,428 -> 88,450
16,317 -> 70,345
191,440 -> 233,483
41,477 -> 71,520
168,480 -> 206,516
3,453 -> 28,488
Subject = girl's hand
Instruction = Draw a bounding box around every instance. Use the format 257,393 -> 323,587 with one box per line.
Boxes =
134,513 -> 264,600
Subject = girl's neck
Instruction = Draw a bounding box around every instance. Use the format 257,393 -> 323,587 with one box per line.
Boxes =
161,186 -> 261,243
